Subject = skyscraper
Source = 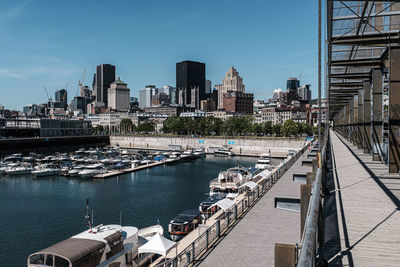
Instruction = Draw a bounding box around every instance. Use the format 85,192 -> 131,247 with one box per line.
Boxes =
55,89 -> 68,110
217,66 -> 245,110
93,64 -> 116,106
176,60 -> 205,107
108,77 -> 130,110
139,85 -> 158,109
286,77 -> 300,92
297,84 -> 312,101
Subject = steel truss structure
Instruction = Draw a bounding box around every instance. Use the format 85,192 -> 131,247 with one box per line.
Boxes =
328,0 -> 400,173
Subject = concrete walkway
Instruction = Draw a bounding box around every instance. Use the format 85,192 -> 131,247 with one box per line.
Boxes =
330,131 -> 400,266
198,147 -> 313,267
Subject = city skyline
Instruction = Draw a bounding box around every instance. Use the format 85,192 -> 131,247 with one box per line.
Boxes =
0,0 -> 318,110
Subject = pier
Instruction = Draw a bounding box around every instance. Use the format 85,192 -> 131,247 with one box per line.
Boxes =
94,161 -> 165,179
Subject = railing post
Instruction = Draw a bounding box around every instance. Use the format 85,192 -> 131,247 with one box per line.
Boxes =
206,228 -> 209,248
234,204 -> 238,220
216,220 -> 220,237
191,242 -> 195,262
226,211 -> 230,226
241,199 -> 244,213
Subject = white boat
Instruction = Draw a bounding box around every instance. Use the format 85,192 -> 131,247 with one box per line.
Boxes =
0,163 -> 19,174
32,164 -> 61,177
180,150 -> 196,161
3,154 -> 23,163
255,153 -> 271,169
140,159 -> 153,165
67,166 -> 85,177
27,223 -> 163,267
5,164 -> 34,175
214,148 -> 234,156
209,166 -> 260,197
78,163 -> 107,178
193,148 -> 206,157
165,155 -> 179,165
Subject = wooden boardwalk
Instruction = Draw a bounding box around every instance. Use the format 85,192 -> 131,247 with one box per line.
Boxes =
330,131 -> 400,266
197,147 -> 314,266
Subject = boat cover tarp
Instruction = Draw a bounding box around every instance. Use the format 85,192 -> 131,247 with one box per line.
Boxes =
254,169 -> 272,181
32,237 -> 105,263
138,233 -> 177,256
210,198 -> 235,211
239,181 -> 258,190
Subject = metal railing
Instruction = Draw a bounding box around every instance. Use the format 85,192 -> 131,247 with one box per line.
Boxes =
156,141 -> 312,267
297,132 -> 328,267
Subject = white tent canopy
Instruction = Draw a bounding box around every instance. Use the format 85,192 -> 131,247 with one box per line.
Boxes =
239,181 -> 258,190
138,233 -> 177,256
210,198 -> 235,212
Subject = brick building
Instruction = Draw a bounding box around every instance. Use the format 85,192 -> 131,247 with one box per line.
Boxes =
223,91 -> 253,114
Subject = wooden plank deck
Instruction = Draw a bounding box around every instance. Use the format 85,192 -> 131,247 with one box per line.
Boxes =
330,131 -> 400,266
196,148 -> 314,267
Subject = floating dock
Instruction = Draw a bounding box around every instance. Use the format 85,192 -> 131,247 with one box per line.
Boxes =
94,161 -> 165,179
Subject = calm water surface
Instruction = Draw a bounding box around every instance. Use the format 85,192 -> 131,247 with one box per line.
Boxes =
0,155 -> 279,266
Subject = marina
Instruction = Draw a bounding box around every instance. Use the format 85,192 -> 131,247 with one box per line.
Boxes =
0,151 -> 275,267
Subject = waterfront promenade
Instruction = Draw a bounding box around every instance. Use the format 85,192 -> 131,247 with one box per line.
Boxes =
328,131 -> 400,266
196,144 -> 314,266
195,131 -> 400,266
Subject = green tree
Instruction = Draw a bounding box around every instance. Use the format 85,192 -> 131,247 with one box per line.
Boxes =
137,122 -> 155,133
272,123 -> 282,136
120,118 -> 134,134
252,123 -> 264,136
263,121 -> 273,136
163,116 -> 184,134
281,119 -> 299,137
304,123 -> 313,136
92,125 -> 104,135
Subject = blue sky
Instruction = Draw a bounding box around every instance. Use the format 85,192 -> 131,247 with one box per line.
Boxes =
0,0 -> 318,110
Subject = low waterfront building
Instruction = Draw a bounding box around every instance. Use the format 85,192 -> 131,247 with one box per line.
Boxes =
144,105 -> 195,117
98,112 -> 129,128
180,111 -> 206,118
39,119 -> 92,136
151,117 -> 168,133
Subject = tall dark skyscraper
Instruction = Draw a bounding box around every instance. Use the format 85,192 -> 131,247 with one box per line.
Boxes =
55,89 -> 68,110
176,60 -> 205,107
286,77 -> 300,92
93,64 -> 116,106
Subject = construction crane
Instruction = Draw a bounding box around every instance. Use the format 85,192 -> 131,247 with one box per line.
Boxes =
43,85 -> 53,108
78,67 -> 86,96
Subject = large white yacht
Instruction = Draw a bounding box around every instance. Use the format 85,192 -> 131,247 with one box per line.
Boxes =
209,166 -> 260,197
5,163 -> 34,175
255,153 -> 271,169
32,164 -> 61,177
27,223 -> 163,267
27,200 -> 163,267
78,163 -> 107,178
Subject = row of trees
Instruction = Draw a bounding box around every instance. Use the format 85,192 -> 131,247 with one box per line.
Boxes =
162,116 -> 317,137
92,116 -> 319,137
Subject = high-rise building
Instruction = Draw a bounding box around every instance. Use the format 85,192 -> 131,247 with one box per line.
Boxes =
158,85 -> 176,105
205,80 -> 212,94
286,77 -> 300,92
139,85 -> 158,109
176,60 -> 205,107
55,89 -> 68,110
93,64 -> 116,106
217,66 -> 245,110
297,84 -> 312,101
108,77 -> 130,110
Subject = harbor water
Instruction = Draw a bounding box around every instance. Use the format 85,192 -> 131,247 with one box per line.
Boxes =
0,155 -> 281,267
